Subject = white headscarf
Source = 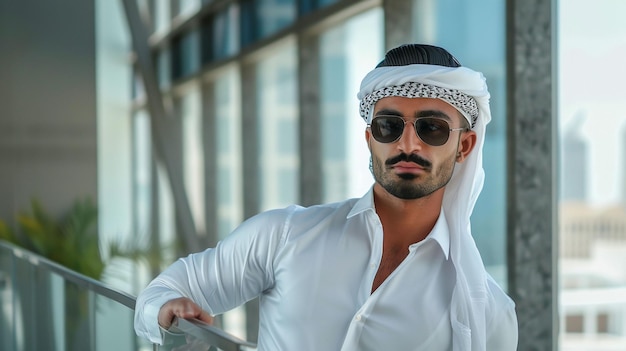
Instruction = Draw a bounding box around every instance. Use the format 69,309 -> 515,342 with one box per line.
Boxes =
357,63 -> 492,350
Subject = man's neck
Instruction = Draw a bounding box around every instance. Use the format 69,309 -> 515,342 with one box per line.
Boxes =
372,183 -> 444,246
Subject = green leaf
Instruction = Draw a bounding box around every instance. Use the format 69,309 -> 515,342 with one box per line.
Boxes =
0,220 -> 17,243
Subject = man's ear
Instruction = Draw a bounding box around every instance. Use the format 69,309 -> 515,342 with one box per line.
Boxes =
456,130 -> 477,162
365,128 -> 372,151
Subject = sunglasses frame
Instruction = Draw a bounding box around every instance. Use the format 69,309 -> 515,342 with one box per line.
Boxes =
368,115 -> 468,146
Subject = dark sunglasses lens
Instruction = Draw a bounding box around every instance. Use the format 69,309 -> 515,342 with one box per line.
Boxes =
371,117 -> 404,143
415,118 -> 450,146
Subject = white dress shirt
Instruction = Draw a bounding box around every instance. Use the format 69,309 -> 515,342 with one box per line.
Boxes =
134,188 -> 517,350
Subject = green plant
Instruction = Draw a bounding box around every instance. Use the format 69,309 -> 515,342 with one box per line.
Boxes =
101,233 -> 181,290
0,197 -> 178,282
0,198 -> 104,279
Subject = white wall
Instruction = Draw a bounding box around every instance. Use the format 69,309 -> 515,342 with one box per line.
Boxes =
0,0 -> 97,221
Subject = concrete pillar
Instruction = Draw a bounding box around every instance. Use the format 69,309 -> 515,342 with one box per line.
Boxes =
297,34 -> 322,206
506,0 -> 557,350
382,0 -> 413,50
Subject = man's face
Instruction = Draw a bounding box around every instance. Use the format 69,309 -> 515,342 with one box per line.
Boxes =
366,96 -> 474,200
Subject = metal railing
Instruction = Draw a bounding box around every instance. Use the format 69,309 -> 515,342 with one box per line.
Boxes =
164,318 -> 257,351
0,240 -> 257,351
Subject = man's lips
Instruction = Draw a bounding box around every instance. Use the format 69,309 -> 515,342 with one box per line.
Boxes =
392,161 -> 426,174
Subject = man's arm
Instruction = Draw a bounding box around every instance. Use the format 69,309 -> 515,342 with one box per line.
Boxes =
133,207 -> 292,344
133,258 -> 211,344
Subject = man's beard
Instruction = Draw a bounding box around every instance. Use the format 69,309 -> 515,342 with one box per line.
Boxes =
372,152 -> 456,200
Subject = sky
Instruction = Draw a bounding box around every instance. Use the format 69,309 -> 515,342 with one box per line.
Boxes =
559,0 -> 626,206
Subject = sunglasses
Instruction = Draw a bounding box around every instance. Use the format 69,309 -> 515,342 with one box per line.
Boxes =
368,115 -> 467,146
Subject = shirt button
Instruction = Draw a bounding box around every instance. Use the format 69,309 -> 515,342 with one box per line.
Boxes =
369,263 -> 376,269
355,315 -> 362,321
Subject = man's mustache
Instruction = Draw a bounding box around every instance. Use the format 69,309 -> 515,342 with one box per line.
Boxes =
385,153 -> 432,169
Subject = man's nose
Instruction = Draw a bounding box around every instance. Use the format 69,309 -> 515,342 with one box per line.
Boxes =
397,121 -> 424,153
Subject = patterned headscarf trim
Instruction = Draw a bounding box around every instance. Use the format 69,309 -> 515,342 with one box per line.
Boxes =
358,81 -> 479,128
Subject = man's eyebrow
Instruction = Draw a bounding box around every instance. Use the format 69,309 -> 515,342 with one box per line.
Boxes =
374,108 -> 402,116
415,110 -> 452,121
374,108 -> 453,121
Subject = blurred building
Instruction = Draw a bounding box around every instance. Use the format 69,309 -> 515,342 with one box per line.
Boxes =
560,203 -> 626,260
558,110 -> 626,351
560,203 -> 626,350
560,111 -> 588,202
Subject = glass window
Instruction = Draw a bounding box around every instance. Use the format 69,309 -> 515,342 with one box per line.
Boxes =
131,111 -> 153,297
412,0 -> 507,287
210,66 -> 245,339
157,48 -> 171,89
241,0 -> 296,46
565,314 -> 584,334
298,0 -> 339,16
558,1 -> 626,349
133,110 -> 152,241
277,112 -> 297,153
201,4 -> 240,63
132,70 -> 145,99
174,0 -> 200,18
597,313 -> 609,334
157,162 -> 176,264
256,40 -> 299,210
277,167 -> 297,205
319,8 -> 384,203
172,29 -> 200,80
96,0 -> 134,291
218,168 -> 232,205
179,84 -> 205,234
214,67 -> 243,241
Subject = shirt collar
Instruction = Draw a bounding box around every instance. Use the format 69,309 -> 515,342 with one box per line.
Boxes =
347,186 -> 376,218
347,187 -> 451,260
413,209 -> 450,260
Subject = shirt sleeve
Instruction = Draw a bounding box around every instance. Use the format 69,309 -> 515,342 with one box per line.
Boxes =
485,276 -> 519,350
133,207 -> 293,344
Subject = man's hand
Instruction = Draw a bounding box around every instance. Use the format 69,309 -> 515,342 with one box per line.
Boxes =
158,297 -> 214,329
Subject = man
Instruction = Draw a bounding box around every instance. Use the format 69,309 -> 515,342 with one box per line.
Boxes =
134,43 -> 518,350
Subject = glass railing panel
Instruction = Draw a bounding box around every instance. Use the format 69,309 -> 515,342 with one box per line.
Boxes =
0,242 -> 139,351
61,278 -> 96,350
14,248 -> 45,351
1,241 -> 257,351
5,248 -> 66,351
0,245 -> 16,351
94,292 -> 137,351
48,272 -> 67,351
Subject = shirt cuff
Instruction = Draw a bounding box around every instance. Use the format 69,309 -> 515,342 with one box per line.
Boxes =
141,292 -> 184,345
